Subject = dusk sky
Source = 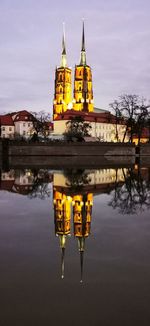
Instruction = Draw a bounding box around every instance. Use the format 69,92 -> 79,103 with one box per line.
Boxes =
1,0 -> 150,115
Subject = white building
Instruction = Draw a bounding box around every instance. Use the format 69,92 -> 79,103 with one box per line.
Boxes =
0,115 -> 15,139
53,109 -> 129,142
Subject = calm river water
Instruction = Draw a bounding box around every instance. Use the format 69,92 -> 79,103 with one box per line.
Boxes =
0,165 -> 150,326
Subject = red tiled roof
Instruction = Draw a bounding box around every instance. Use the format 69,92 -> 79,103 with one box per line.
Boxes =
54,109 -> 125,125
14,110 -> 35,122
0,115 -> 14,126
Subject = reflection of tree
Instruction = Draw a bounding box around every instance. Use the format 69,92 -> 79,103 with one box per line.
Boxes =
109,167 -> 150,214
63,169 -> 91,191
28,170 -> 51,199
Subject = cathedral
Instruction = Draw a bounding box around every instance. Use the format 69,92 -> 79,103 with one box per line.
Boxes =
53,22 -> 128,142
53,21 -> 94,120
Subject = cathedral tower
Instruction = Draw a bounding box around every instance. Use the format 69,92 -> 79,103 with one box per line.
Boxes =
53,26 -> 72,120
73,22 -> 94,113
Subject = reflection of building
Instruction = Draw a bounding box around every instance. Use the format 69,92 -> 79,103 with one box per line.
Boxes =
0,169 -> 53,196
53,168 -> 129,281
53,178 -> 93,281
72,193 -> 93,282
53,191 -> 71,278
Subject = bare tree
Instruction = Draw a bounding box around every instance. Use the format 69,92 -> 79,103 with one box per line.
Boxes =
31,111 -> 51,141
110,94 -> 150,143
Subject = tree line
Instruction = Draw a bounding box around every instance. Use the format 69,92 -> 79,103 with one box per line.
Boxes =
110,94 -> 150,144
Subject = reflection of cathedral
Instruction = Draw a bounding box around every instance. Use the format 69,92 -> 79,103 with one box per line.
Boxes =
53,189 -> 93,282
53,168 -> 128,281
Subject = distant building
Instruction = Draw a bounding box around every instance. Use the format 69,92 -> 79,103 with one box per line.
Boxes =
0,110 -> 35,139
53,109 -> 128,142
0,110 -> 53,140
12,110 -> 34,138
0,115 -> 15,139
133,128 -> 150,145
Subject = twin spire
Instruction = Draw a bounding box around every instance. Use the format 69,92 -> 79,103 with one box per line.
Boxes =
60,21 -> 87,68
61,23 -> 67,68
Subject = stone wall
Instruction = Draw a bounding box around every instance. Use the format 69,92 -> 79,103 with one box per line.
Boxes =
8,155 -> 135,169
8,142 -> 136,157
140,144 -> 150,156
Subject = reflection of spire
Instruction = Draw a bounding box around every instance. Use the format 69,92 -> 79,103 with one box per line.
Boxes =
61,23 -> 67,68
59,234 -> 66,279
61,247 -> 65,279
78,237 -> 85,283
80,20 -> 86,66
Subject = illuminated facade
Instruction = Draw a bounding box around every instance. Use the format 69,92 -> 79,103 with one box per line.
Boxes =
53,28 -> 72,120
73,22 -> 94,113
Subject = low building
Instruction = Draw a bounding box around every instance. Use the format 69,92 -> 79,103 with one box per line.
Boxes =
12,110 -> 34,138
133,128 -> 150,145
0,115 -> 15,139
53,109 -> 129,142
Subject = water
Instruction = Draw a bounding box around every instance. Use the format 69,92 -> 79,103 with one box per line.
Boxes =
0,166 -> 150,326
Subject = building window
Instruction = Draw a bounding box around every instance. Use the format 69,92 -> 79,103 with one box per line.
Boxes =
9,127 -> 12,131
28,123 -> 30,127
23,123 -> 26,127
23,131 -> 26,135
2,127 -> 5,131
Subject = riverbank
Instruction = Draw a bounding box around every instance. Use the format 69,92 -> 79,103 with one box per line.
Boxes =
0,139 -> 150,169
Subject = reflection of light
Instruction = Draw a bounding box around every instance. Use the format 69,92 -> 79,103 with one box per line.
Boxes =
26,171 -> 31,177
72,201 -> 75,206
53,199 -> 56,204
81,201 -> 84,206
67,196 -> 72,201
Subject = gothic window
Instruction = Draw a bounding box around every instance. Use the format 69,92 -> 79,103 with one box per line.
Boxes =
79,70 -> 82,76
59,74 -> 62,82
79,86 -> 82,91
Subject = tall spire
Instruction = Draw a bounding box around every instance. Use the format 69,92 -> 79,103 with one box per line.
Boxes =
80,20 -> 86,66
61,23 -> 67,68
